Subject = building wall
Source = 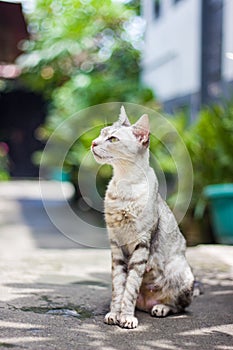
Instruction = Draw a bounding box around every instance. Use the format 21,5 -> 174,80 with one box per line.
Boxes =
142,0 -> 202,105
142,0 -> 233,116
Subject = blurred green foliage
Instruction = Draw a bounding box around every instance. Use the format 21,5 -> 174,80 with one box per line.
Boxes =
0,143 -> 10,181
168,103 -> 233,214
19,0 -> 155,105
18,0 -> 156,191
185,103 -> 233,212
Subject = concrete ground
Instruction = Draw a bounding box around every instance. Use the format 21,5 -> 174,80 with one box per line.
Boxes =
0,180 -> 232,350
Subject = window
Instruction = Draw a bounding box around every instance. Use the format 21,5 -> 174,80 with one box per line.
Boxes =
154,0 -> 161,19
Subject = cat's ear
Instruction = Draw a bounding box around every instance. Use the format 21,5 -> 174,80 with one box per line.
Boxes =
118,105 -> 131,126
132,114 -> 150,147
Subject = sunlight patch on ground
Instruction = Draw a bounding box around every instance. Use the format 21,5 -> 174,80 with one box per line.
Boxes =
0,286 -> 53,302
0,336 -> 51,344
210,290 -> 233,296
0,320 -> 44,329
179,324 -> 233,337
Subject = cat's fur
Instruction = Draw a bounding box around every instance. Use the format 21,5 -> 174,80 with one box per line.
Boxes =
91,107 -> 194,329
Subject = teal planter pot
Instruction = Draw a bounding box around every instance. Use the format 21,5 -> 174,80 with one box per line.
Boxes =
204,184 -> 233,244
50,168 -> 71,182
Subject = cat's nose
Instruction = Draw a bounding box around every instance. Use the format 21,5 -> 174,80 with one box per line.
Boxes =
92,141 -> 97,148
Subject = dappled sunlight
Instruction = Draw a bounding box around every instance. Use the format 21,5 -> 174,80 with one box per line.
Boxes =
0,246 -> 232,349
179,324 -> 233,337
0,320 -> 44,329
210,290 -> 233,296
0,337 -> 52,345
0,181 -> 232,348
0,286 -> 53,302
0,321 -> 51,348
138,340 -> 179,350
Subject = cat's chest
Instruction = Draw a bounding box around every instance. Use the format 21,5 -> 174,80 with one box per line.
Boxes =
104,182 -> 148,230
105,200 -> 138,228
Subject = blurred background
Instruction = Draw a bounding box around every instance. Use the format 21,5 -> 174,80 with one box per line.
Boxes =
0,0 -> 233,247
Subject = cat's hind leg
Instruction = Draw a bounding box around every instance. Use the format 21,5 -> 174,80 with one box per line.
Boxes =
150,281 -> 194,318
151,304 -> 171,317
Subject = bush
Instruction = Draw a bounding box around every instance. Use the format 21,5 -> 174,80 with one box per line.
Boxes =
185,103 -> 233,212
0,142 -> 10,181
162,103 -> 233,244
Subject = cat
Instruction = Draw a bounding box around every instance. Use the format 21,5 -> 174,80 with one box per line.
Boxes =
91,106 -> 194,329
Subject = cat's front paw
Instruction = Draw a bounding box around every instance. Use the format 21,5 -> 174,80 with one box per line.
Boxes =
151,304 -> 171,317
118,314 -> 138,329
104,312 -> 119,325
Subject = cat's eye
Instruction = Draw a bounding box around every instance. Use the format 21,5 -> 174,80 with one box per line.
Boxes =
107,136 -> 119,143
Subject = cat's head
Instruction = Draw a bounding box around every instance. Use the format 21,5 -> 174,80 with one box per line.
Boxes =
91,106 -> 150,165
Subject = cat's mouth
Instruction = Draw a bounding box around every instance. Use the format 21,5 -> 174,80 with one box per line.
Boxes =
92,149 -> 113,161
92,149 -> 102,159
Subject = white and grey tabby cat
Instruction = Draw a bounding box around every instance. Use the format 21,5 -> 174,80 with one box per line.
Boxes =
91,106 -> 194,329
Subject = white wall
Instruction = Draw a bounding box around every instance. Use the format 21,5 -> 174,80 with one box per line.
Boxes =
222,0 -> 233,82
142,0 -> 202,101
